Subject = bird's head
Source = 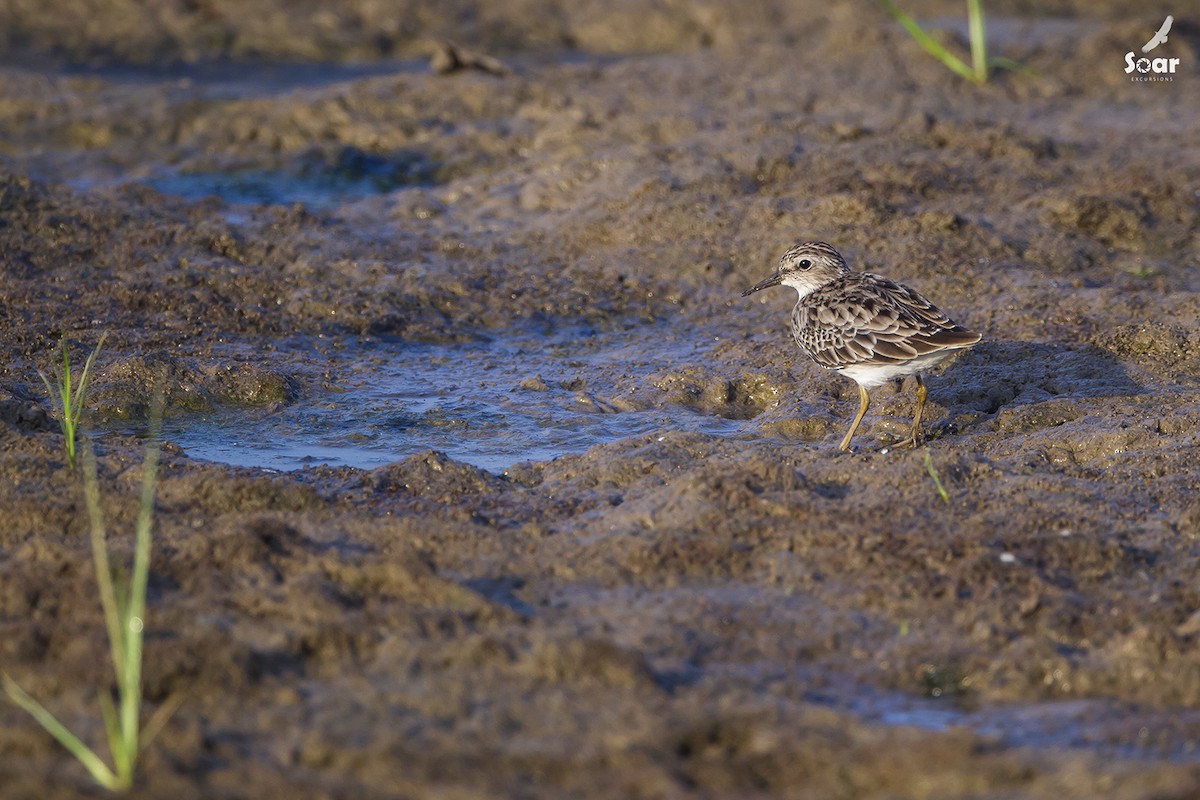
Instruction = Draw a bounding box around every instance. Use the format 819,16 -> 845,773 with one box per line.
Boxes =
741,241 -> 850,301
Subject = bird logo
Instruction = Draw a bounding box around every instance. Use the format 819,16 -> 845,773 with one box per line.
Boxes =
1142,15 -> 1172,53
1124,14 -> 1182,78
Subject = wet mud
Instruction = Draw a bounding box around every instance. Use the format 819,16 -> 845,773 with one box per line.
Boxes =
2,0 -> 1200,797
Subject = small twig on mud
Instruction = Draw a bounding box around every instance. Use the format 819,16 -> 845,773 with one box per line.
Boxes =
430,41 -> 512,76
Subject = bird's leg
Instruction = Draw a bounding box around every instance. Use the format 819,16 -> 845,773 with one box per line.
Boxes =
894,374 -> 927,449
839,384 -> 871,451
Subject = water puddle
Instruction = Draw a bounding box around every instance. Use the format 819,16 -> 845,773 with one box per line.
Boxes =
60,145 -> 438,210
842,688 -> 1200,762
111,323 -> 745,473
141,146 -> 438,209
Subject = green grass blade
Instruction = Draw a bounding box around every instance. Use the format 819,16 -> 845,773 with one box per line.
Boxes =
37,368 -> 55,408
121,392 -> 162,758
72,332 -> 108,431
923,448 -> 951,504
98,689 -> 124,769
875,0 -> 978,82
967,0 -> 987,82
60,339 -> 75,466
989,55 -> 1035,75
38,334 -> 106,469
2,673 -> 122,791
8,359 -> 156,792
37,365 -> 72,467
82,443 -> 127,680
60,338 -> 72,418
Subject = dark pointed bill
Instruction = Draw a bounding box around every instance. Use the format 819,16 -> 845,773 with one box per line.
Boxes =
741,271 -> 782,297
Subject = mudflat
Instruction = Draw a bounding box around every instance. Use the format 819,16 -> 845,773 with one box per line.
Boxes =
2,1 -> 1199,797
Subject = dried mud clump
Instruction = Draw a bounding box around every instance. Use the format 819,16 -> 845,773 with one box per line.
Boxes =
88,354 -> 296,418
1046,194 -> 1151,249
1094,322 -> 1200,375
646,367 -> 782,419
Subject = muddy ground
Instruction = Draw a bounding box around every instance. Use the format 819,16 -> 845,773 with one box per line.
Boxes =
3,0 -> 1200,797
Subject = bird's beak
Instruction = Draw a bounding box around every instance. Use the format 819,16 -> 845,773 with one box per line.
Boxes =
741,271 -> 782,297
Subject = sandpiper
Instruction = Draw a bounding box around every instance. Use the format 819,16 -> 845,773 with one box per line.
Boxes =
743,241 -> 981,451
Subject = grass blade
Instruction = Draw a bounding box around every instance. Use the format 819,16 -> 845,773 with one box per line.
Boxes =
923,448 -> 951,504
39,333 -> 107,469
82,442 -> 127,681
37,369 -> 55,409
967,0 -> 988,82
71,332 -> 108,433
875,0 -> 977,82
60,338 -> 73,426
120,391 -> 163,770
140,692 -> 185,753
2,673 -> 122,790
989,55 -> 1036,75
99,689 -> 121,760
7,362 -> 163,792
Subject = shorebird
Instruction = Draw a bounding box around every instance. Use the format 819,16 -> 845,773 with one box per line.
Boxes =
743,241 -> 981,451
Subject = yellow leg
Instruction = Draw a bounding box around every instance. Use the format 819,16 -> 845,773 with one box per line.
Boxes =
895,375 -> 927,449
839,384 -> 871,452
910,375 -> 927,447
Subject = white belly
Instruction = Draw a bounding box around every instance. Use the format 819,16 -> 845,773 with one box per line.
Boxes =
836,351 -> 957,388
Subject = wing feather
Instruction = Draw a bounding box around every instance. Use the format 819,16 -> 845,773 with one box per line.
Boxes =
794,273 -> 981,370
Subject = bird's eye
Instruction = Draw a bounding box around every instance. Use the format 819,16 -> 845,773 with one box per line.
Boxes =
798,259 -> 812,269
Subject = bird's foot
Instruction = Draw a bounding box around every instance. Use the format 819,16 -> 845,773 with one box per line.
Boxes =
887,433 -> 923,450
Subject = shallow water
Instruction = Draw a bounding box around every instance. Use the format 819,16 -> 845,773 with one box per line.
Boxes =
105,323 -> 745,472
141,144 -> 439,208
142,166 -> 398,209
63,144 -> 435,209
849,691 -> 1200,763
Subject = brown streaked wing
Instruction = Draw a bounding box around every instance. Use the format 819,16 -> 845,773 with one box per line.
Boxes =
794,273 -> 980,370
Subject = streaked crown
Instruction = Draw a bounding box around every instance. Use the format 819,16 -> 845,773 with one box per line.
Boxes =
776,241 -> 850,299
779,241 -> 847,276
